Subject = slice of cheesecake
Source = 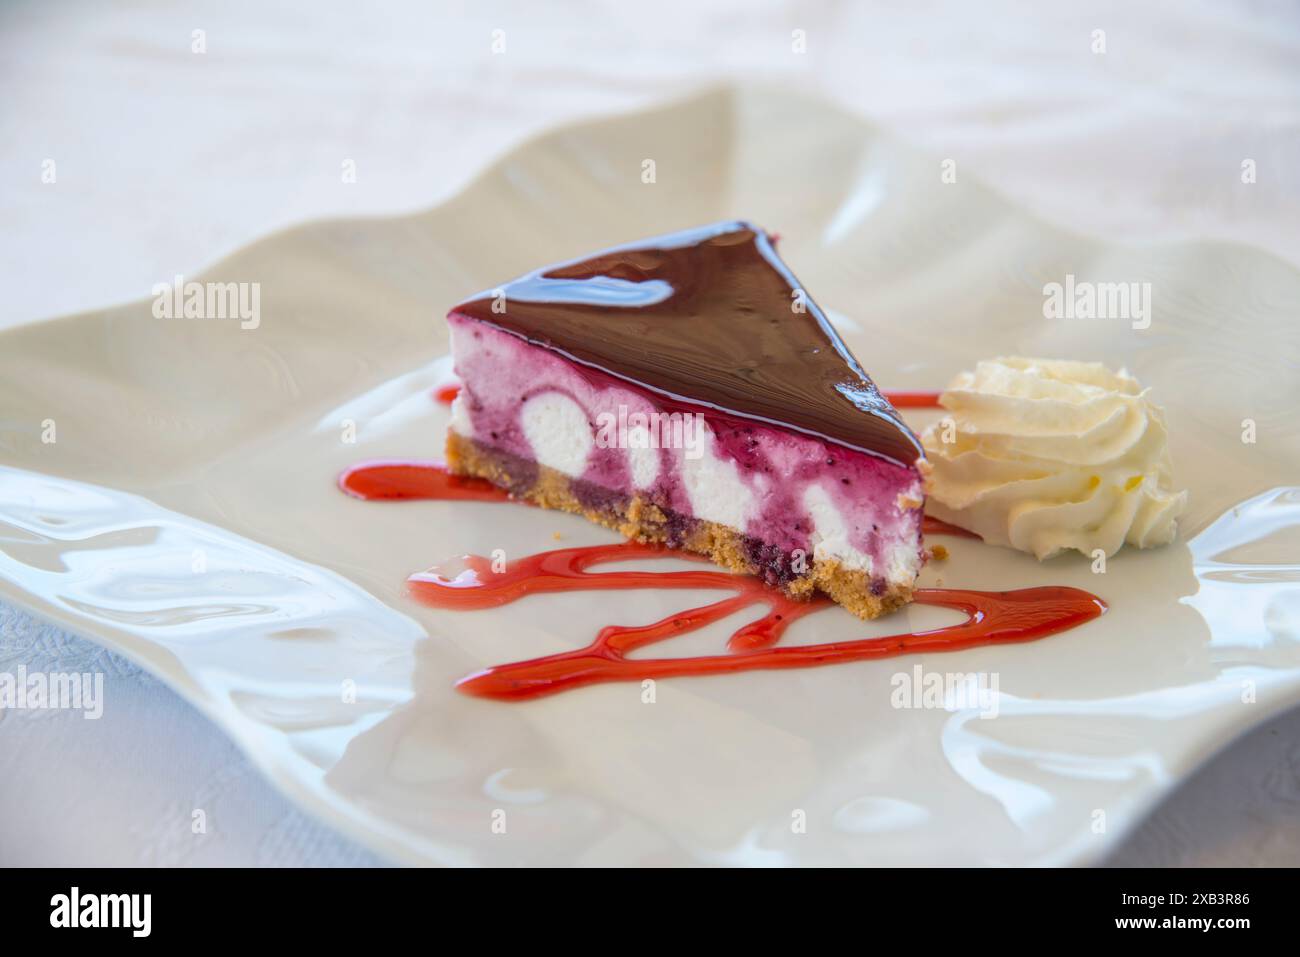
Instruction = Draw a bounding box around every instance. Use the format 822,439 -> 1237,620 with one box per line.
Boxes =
444,222 -> 927,619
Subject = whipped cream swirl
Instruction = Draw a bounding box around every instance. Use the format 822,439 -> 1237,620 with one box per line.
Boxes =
920,357 -> 1188,559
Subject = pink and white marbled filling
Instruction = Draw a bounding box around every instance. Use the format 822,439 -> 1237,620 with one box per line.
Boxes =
447,315 -> 924,588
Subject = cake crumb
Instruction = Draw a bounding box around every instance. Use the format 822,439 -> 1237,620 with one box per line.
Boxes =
552,531 -> 564,540
915,456 -> 935,494
931,544 -> 949,561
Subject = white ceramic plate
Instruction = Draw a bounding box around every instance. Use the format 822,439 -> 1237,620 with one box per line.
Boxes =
2,86 -> 1297,866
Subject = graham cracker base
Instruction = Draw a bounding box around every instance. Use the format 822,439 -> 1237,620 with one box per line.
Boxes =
446,432 -> 914,620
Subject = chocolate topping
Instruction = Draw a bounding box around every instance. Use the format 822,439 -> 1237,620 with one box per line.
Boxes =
450,221 -> 922,467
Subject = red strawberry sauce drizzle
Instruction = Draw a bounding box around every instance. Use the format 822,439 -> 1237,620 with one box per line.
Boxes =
339,461 -> 1105,701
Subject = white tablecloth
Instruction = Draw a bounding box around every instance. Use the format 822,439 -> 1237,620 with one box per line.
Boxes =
2,0 -> 1299,866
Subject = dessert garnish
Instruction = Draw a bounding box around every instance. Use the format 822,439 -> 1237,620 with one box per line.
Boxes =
340,461 -> 1105,700
921,357 -> 1188,559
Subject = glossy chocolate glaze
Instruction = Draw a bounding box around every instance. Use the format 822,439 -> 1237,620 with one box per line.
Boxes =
450,221 -> 922,467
